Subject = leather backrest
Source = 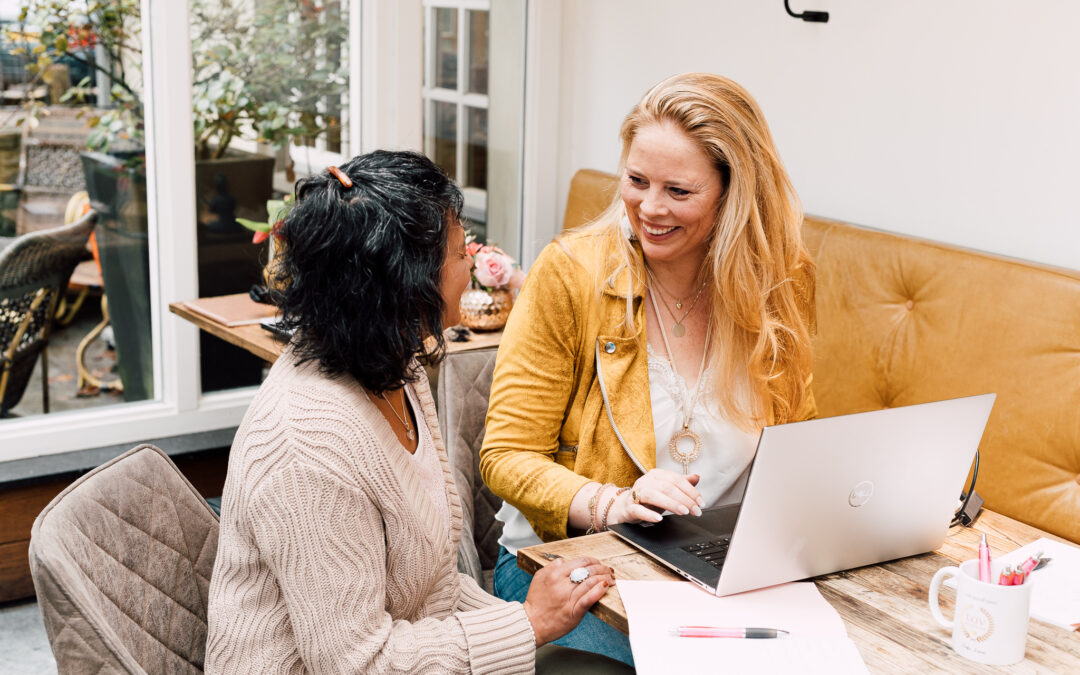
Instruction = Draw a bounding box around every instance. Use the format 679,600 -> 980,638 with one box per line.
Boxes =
562,169 -> 1080,543
29,444 -> 219,674
562,168 -> 619,231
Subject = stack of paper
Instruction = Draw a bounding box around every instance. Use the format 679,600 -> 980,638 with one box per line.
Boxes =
994,537 -> 1080,631
617,580 -> 868,674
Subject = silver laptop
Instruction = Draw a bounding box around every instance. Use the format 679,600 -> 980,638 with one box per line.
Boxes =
608,393 -> 995,596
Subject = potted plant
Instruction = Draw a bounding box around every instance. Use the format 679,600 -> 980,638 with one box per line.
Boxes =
16,0 -> 348,395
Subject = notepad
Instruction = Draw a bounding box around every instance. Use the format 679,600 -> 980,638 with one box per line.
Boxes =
183,294 -> 277,327
617,580 -> 868,674
994,538 -> 1080,631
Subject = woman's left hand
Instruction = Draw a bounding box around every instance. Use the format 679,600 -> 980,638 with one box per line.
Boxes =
605,469 -> 704,526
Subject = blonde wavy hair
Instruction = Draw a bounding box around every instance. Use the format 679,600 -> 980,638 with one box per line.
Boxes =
580,72 -> 815,429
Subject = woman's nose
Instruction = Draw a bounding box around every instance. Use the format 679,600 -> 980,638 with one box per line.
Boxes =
639,188 -> 668,218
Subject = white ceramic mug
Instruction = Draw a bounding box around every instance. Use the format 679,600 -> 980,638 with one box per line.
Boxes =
928,558 -> 1033,665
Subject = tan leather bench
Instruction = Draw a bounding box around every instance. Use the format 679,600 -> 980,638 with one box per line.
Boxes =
562,169 -> 1080,544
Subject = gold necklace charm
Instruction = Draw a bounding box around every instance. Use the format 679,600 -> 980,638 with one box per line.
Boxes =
668,425 -> 703,474
379,389 -> 415,441
649,273 -> 706,338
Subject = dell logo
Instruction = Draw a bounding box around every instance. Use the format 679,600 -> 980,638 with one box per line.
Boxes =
848,480 -> 875,507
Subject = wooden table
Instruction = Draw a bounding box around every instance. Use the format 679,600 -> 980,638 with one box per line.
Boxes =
519,511 -> 1080,672
168,293 -> 504,363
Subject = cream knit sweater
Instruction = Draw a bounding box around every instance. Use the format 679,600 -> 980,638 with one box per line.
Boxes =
206,350 -> 536,673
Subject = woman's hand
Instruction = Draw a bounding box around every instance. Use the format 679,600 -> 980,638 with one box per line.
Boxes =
607,469 -> 704,526
522,556 -> 615,646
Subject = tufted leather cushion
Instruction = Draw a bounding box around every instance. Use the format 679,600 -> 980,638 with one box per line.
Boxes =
29,444 -> 219,674
563,168 -> 619,231
562,169 -> 1080,544
803,216 -> 1080,543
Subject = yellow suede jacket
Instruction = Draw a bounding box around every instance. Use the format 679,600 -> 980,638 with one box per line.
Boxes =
478,227 -> 816,542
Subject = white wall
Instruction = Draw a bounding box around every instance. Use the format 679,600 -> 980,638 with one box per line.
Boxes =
549,0 -> 1080,272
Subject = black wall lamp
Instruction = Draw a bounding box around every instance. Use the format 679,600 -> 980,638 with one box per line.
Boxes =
784,0 -> 829,23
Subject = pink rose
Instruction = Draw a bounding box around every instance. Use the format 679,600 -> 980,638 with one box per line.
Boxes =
474,249 -> 515,288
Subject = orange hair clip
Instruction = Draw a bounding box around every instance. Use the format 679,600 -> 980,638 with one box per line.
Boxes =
328,165 -> 353,188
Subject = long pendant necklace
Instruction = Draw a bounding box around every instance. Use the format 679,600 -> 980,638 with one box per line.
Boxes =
646,277 -> 712,474
648,272 -> 706,338
379,388 -> 415,441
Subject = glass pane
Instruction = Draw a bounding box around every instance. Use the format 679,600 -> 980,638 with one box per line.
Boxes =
432,101 -> 458,180
433,7 -> 458,90
467,10 -> 489,95
465,106 -> 487,190
190,0 -> 350,393
0,0 -> 157,418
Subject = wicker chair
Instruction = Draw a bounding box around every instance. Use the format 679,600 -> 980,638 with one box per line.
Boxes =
0,209 -> 95,415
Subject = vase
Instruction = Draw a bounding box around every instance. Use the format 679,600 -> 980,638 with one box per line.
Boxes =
459,287 -> 513,331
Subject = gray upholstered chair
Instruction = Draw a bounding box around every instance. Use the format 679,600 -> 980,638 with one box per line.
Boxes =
0,210 -> 96,415
29,444 -> 219,674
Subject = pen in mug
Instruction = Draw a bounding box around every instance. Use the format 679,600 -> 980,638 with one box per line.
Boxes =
998,565 -> 1012,585
670,626 -> 789,639
978,533 -> 991,583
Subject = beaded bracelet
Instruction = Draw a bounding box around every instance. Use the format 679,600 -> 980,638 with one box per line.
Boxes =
586,483 -> 613,535
600,487 -> 632,531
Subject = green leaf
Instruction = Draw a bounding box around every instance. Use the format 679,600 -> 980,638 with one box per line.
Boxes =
236,217 -> 271,233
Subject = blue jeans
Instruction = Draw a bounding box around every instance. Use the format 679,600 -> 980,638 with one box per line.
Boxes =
494,546 -> 635,667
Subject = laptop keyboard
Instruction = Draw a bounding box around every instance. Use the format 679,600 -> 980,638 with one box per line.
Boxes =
682,536 -> 730,568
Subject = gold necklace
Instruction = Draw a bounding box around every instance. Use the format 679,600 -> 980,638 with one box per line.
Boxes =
646,276 -> 712,474
379,389 -> 415,441
647,270 -> 706,338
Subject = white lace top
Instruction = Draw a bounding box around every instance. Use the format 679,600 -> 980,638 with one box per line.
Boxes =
496,342 -> 759,555
645,343 -> 759,509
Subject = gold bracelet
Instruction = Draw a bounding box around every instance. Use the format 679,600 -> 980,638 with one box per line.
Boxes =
601,487 -> 631,531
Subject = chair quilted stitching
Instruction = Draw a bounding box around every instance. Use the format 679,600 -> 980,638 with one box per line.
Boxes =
70,531 -> 204,670
81,475 -> 215,597
69,498 -> 208,626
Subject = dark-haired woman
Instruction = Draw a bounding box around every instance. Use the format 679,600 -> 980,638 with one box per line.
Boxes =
206,151 -> 626,674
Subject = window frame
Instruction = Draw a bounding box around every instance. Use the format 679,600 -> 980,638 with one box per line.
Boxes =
0,0 -> 367,461
422,0 -> 491,225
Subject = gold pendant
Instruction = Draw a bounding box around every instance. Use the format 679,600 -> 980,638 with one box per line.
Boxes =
676,301 -> 684,310
669,427 -> 702,474
672,322 -> 686,337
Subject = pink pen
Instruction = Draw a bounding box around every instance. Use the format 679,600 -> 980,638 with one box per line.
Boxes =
979,533 -> 991,583
671,626 -> 789,639
1019,553 -> 1043,575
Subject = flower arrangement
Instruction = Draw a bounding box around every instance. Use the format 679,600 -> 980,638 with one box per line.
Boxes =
237,196 -> 293,244
459,234 -> 524,331
466,235 -> 525,292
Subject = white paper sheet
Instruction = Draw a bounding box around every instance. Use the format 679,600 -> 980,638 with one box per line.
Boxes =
993,538 -> 1080,631
616,580 -> 868,674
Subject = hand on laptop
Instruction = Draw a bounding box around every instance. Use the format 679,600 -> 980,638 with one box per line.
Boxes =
608,469 -> 705,525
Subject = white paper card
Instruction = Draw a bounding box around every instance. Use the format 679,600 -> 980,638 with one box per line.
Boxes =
616,580 -> 868,674
993,537 -> 1080,631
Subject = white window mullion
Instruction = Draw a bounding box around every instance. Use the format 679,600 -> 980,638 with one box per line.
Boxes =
455,6 -> 467,182
143,0 -> 200,412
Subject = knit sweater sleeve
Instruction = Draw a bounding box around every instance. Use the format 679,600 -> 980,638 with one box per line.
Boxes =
247,461 -> 536,674
456,572 -> 506,612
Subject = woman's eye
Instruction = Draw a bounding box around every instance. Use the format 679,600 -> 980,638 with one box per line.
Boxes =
628,175 -> 646,186
669,187 -> 690,197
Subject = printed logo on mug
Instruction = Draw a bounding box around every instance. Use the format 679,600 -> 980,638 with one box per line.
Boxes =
928,558 -> 1032,665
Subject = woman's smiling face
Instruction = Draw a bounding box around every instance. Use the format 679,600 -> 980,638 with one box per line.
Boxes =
621,120 -> 724,268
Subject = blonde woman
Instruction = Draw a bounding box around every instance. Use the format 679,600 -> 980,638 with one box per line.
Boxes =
480,73 -> 817,664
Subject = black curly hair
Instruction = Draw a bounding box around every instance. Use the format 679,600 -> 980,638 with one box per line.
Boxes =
272,150 -> 463,394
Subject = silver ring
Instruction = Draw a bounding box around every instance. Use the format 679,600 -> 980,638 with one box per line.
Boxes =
569,567 -> 590,584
